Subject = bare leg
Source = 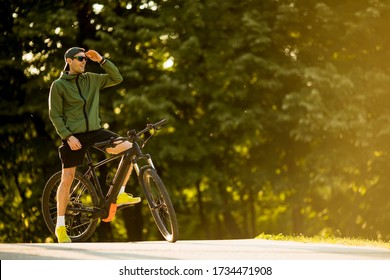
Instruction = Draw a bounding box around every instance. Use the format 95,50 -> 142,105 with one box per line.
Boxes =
106,140 -> 133,187
57,167 -> 76,217
106,140 -> 140,205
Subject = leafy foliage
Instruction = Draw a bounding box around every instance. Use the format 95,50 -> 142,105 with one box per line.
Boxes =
1,0 -> 390,242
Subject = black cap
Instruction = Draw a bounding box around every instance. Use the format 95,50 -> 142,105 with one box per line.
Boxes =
63,47 -> 85,71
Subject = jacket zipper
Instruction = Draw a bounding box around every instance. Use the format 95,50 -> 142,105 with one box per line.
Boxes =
75,75 -> 89,132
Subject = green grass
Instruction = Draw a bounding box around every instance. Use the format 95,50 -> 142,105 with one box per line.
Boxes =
255,233 -> 390,249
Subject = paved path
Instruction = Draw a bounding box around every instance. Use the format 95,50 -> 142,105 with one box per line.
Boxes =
1,239 -> 390,260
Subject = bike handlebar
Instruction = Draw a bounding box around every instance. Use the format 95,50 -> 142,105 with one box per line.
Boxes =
135,118 -> 167,138
93,119 -> 167,149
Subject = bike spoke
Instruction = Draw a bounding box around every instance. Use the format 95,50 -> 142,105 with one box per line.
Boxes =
42,171 -> 99,242
141,167 -> 178,242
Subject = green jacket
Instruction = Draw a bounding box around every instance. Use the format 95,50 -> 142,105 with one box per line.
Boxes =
49,60 -> 123,140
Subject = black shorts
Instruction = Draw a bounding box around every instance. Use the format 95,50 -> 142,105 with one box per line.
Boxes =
59,129 -> 119,168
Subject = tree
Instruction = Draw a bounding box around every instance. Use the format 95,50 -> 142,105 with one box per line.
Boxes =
2,0 -> 390,243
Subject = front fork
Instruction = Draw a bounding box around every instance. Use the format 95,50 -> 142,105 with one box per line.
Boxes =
133,154 -> 155,176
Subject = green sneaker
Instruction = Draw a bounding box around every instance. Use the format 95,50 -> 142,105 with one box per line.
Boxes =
116,193 -> 141,206
55,226 -> 71,243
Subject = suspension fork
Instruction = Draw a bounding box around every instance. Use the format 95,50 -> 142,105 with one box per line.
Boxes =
128,140 -> 155,176
133,154 -> 155,176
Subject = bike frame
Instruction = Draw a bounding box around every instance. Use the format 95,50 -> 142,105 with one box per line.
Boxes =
74,137 -> 156,220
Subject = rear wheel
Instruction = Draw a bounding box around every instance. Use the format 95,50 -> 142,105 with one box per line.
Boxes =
139,166 -> 178,243
41,171 -> 99,242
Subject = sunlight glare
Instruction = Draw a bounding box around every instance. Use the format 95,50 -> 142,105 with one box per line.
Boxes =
93,3 -> 104,14
163,57 -> 174,69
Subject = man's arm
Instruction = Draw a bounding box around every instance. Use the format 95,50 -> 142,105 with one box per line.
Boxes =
48,83 -> 72,140
85,50 -> 123,88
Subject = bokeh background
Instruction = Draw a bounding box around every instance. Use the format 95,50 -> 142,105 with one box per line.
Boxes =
2,0 -> 390,242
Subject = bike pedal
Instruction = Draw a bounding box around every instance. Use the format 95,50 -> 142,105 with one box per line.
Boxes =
102,203 -> 117,222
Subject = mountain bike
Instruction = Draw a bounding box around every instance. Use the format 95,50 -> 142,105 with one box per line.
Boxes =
41,119 -> 178,243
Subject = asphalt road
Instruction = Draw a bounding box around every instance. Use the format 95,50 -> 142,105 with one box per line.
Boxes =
1,238 -> 390,260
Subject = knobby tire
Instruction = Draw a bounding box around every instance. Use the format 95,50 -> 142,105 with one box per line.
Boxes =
139,166 -> 179,243
41,171 -> 99,242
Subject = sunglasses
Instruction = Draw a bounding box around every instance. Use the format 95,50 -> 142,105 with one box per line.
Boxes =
73,56 -> 88,62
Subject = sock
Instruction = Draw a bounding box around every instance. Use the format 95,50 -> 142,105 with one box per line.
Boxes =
57,216 -> 65,228
119,186 -> 125,195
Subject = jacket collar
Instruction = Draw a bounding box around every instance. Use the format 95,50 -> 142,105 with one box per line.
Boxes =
60,71 -> 85,81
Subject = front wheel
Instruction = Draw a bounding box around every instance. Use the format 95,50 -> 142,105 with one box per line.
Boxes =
41,171 -> 99,242
139,166 -> 179,243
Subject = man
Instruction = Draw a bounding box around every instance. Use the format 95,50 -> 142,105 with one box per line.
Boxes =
48,47 -> 140,243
